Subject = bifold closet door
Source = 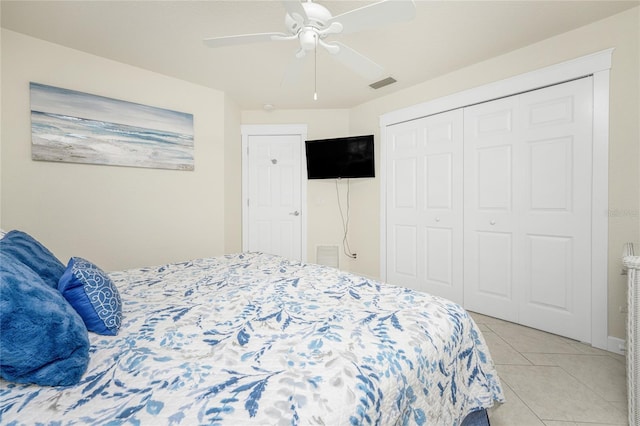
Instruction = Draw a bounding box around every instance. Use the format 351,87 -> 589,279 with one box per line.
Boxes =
463,78 -> 593,342
462,95 -> 521,323
385,109 -> 464,304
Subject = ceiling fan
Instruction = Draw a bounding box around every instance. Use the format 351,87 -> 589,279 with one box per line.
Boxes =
203,0 -> 416,84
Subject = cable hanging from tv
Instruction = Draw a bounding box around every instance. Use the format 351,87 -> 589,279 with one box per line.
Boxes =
336,179 -> 356,259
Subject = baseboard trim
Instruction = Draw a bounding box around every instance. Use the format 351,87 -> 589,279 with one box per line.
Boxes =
607,336 -> 626,355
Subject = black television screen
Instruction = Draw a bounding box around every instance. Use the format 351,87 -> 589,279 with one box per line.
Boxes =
305,135 -> 375,179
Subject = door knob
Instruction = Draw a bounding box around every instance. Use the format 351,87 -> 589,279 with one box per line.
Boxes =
290,211 -> 300,216
490,220 -> 496,225
435,217 -> 441,222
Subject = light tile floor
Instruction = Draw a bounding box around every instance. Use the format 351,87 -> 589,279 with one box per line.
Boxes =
468,311 -> 629,426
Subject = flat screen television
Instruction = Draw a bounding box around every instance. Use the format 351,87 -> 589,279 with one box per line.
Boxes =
305,135 -> 375,179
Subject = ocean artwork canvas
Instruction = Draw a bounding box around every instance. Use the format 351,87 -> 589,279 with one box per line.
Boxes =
30,83 -> 194,171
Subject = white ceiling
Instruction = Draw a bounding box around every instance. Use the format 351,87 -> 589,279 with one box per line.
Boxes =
2,0 -> 637,110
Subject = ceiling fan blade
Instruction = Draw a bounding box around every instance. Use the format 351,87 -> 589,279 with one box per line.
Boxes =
327,0 -> 416,35
326,41 -> 385,82
203,32 -> 290,48
282,1 -> 308,24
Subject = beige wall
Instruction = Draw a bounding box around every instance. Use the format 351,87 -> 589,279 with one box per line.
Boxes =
1,29 -> 228,271
224,96 -> 242,254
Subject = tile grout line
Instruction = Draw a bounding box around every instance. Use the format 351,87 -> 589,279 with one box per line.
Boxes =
482,320 -> 547,424
480,315 -> 629,425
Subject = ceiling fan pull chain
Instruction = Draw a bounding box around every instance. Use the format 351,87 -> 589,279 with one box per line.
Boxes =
313,32 -> 318,101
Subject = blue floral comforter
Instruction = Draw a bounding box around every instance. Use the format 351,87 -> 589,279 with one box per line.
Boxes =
0,252 -> 503,425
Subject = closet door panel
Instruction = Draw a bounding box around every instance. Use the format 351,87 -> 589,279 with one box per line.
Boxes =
464,78 -> 592,341
393,224 -> 418,278
529,137 -> 572,210
421,110 -> 463,302
423,151 -> 456,295
386,110 -> 463,302
394,157 -> 417,208
519,78 -> 592,342
464,96 -> 520,322
425,153 -> 452,209
526,235 -> 572,310
476,231 -> 513,300
477,145 -> 512,210
386,121 -> 421,290
425,226 -> 453,285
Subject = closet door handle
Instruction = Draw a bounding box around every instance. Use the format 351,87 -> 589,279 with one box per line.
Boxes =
289,211 -> 300,216
435,217 -> 441,222
490,220 -> 496,225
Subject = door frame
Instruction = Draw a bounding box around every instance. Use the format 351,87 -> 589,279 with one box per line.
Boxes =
241,124 -> 308,262
379,49 -> 613,350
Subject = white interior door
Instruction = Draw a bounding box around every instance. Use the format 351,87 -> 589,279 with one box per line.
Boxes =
464,78 -> 593,342
386,109 -> 464,303
517,78 -> 593,342
463,95 -> 521,322
242,125 -> 307,262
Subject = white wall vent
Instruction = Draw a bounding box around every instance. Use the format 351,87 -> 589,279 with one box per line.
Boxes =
316,245 -> 339,268
369,76 -> 397,89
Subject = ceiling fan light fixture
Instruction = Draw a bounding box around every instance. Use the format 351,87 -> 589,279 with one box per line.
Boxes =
299,29 -> 318,51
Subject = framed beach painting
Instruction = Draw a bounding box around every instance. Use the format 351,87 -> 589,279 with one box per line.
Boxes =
30,82 -> 194,171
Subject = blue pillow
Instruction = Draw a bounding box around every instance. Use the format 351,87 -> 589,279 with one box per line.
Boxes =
0,230 -> 65,289
0,252 -> 90,386
58,257 -> 122,336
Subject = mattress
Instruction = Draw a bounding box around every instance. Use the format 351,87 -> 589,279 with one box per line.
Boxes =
0,252 -> 503,424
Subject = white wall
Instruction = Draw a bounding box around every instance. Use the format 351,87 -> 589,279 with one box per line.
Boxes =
1,29 -> 229,271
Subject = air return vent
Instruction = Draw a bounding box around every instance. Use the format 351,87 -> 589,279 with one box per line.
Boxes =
316,245 -> 339,268
369,77 -> 397,89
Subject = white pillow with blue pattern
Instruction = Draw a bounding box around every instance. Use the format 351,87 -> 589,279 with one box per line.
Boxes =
58,257 -> 122,336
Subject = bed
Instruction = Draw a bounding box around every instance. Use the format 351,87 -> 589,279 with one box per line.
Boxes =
0,230 -> 504,425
